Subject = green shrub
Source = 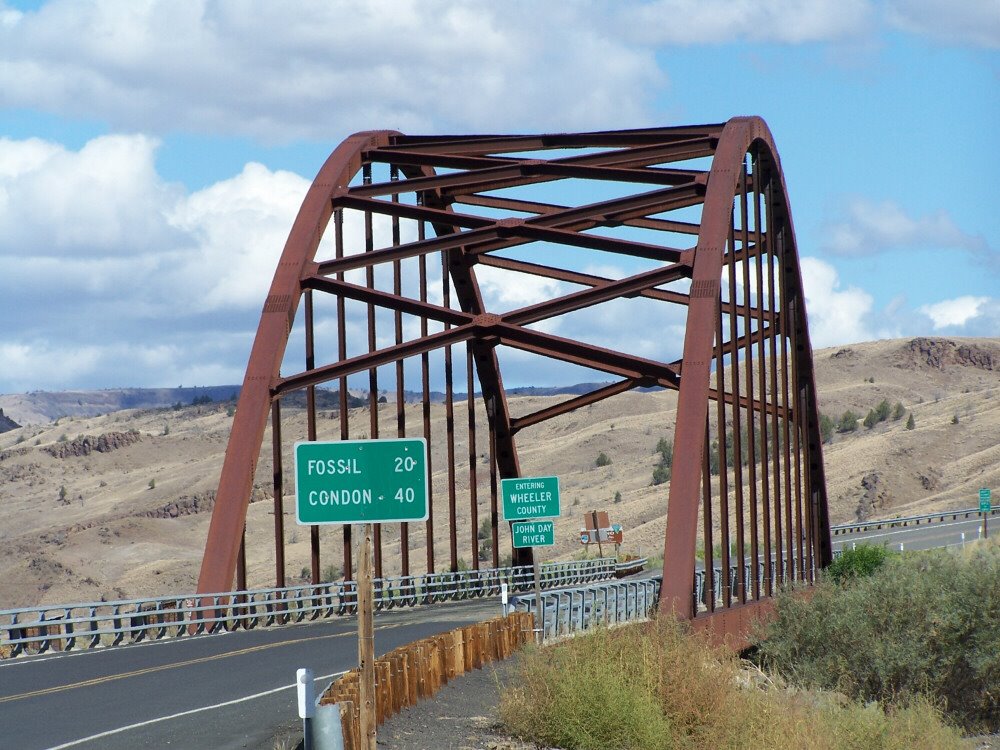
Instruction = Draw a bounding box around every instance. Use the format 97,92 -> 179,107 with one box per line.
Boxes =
756,545 -> 1000,732
477,517 -> 491,541
651,462 -> 671,486
595,452 -> 612,467
652,437 -> 673,485
838,410 -> 859,433
655,437 -> 673,463
819,413 -> 835,443
906,412 -> 915,430
892,401 -> 906,421
827,543 -> 893,582
875,399 -> 892,422
863,409 -> 878,429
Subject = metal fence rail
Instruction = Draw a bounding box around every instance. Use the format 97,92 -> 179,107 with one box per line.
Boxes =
831,506 -> 1000,536
694,555 -> 814,610
1,558 -> 636,658
510,576 -> 661,641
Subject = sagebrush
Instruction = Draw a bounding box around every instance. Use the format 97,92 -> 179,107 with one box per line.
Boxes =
756,542 -> 1000,732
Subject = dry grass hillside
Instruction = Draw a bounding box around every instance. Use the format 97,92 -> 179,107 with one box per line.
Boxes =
0,336 -> 997,610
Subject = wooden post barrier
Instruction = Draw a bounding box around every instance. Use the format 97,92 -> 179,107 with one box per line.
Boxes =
318,611 -> 535,747
340,700 -> 359,750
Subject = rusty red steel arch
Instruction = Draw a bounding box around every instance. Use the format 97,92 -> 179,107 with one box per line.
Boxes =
197,117 -> 831,638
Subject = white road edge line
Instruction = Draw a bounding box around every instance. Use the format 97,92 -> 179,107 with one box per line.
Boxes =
46,669 -> 350,750
835,518 -> 982,544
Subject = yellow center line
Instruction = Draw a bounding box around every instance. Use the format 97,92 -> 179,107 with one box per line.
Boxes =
0,622 -> 403,705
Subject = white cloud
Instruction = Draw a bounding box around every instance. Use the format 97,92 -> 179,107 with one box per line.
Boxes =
618,0 -> 873,44
167,162 -> 311,311
0,0 -> 660,140
0,0 -> 988,149
0,134 -> 182,256
0,134 -> 315,391
885,0 -> 1000,48
918,295 -> 989,330
799,257 -> 875,346
822,197 -> 991,259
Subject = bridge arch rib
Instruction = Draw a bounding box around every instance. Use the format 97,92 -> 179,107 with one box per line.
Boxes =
197,118 -> 831,636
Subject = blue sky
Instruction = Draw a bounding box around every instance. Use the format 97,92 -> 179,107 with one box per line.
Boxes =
0,0 -> 997,394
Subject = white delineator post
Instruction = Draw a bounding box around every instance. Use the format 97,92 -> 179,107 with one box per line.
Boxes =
533,556 -> 543,645
297,667 -> 315,750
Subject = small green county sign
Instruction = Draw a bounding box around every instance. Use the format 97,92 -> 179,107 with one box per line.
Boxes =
512,520 -> 555,548
501,476 -> 560,521
981,488 -> 992,513
295,438 -> 428,525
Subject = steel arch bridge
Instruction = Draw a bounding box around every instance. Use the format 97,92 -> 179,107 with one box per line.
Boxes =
197,116 -> 831,638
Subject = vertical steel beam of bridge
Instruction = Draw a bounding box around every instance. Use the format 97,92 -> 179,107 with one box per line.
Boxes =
196,132 -> 390,596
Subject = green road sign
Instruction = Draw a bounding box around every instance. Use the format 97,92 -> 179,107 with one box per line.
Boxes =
512,520 -> 555,548
980,488 -> 992,513
295,438 -> 428,525
501,476 -> 560,521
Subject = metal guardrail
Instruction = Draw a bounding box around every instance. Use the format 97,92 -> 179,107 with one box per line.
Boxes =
510,575 -> 660,641
830,506 -> 1000,536
1,558 -> 634,658
694,555 -> 814,610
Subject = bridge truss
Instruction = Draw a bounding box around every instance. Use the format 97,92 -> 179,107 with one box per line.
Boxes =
197,116 -> 831,637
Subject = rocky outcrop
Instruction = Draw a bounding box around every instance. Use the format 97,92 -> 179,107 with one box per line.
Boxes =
0,446 -> 31,463
894,338 -> 998,371
139,485 -> 270,520
856,471 -> 892,521
44,430 -> 142,459
142,491 -> 216,519
917,467 -> 942,492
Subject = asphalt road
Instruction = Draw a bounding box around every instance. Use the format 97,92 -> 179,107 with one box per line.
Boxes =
0,598 -> 503,750
832,514 -> 991,553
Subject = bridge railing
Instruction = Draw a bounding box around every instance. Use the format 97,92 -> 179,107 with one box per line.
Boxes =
0,558 -> 630,658
830,506 -> 1000,536
693,554 -> 816,610
510,576 -> 661,641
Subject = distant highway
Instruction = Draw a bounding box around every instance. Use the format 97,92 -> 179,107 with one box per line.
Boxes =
0,598 -> 503,750
831,515 -> 990,554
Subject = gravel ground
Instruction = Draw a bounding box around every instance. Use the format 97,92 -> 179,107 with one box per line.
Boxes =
376,658 -> 543,750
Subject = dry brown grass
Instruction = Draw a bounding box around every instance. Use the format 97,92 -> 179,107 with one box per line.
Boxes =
500,617 -> 965,749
